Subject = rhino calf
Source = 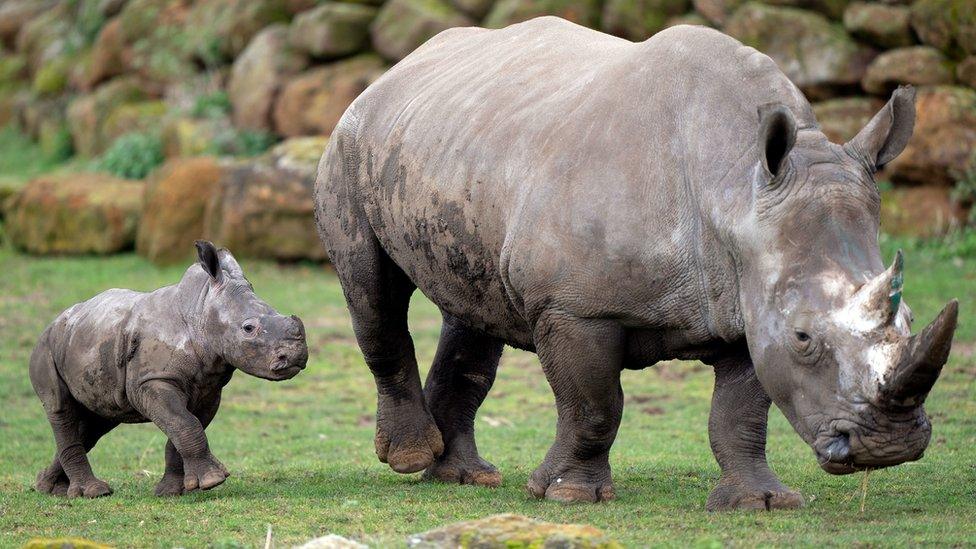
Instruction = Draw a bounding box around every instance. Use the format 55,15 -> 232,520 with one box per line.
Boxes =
30,241 -> 308,497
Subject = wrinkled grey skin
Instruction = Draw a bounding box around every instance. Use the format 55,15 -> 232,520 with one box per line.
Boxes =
314,18 -> 959,509
30,241 -> 307,498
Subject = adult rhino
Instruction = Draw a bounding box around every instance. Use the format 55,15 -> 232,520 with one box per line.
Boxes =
314,18 -> 959,509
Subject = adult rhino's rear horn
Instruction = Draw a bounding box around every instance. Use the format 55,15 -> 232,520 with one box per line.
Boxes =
853,250 -> 904,328
881,300 -> 959,407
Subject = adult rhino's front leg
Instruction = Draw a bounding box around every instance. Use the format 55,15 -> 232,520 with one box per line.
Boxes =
527,311 -> 624,503
706,353 -> 804,511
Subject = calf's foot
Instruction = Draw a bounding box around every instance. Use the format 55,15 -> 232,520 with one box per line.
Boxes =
154,472 -> 185,497
707,478 -> 804,511
66,477 -> 113,498
527,460 -> 615,503
34,466 -> 69,497
182,454 -> 230,491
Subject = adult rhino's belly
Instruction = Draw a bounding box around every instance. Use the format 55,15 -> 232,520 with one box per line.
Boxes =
360,152 -> 532,346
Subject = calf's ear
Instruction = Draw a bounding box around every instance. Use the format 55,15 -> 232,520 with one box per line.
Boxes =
846,85 -> 915,170
195,240 -> 222,280
758,103 -> 797,179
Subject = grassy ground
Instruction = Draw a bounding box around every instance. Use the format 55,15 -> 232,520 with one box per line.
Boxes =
0,242 -> 974,548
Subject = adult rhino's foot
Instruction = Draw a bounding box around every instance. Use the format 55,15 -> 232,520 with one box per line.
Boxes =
375,410 -> 444,474
154,472 -> 185,497
66,477 -> 113,498
34,467 -> 69,497
182,454 -> 230,492
706,478 -> 804,511
423,454 -> 501,487
527,461 -> 615,503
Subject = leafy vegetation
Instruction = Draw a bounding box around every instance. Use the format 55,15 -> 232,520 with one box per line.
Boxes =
95,132 -> 165,179
191,90 -> 233,119
0,244 -> 973,547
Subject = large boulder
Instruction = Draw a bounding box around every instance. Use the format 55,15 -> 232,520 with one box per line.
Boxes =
6,172 -> 143,255
370,0 -> 473,62
861,47 -> 954,96
725,3 -> 876,100
102,100 -> 169,145
761,0 -> 849,20
407,514 -> 622,548
910,0 -> 976,59
137,157 -> 226,264
813,96 -> 883,144
160,116 -> 231,158
81,17 -> 127,91
693,0 -> 743,25
228,24 -> 308,132
115,0 -> 197,92
203,137 -> 330,261
956,56 -> 976,88
601,0 -> 690,42
842,2 -> 913,49
484,0 -> 600,28
886,86 -> 976,186
273,55 -> 385,137
290,3 -> 378,59
184,0 -> 291,63
451,0 -> 495,18
15,3 -> 74,77
66,77 -> 150,156
881,186 -> 966,237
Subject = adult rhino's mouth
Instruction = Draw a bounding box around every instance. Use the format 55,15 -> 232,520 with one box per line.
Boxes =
813,409 -> 931,475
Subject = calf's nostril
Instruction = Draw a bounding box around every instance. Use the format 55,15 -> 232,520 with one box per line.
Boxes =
277,353 -> 289,362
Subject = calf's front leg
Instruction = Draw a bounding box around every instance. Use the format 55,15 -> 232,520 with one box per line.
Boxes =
706,354 -> 804,511
527,312 -> 624,503
154,394 -> 229,496
139,381 -> 228,492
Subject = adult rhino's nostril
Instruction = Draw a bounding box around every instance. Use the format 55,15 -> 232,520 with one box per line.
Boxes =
823,434 -> 851,463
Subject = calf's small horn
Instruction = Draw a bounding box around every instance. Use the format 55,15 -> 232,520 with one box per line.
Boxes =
882,299 -> 959,406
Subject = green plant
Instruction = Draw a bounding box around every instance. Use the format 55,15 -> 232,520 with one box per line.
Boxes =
950,150 -> 976,226
191,90 -> 232,119
96,132 -> 164,179
211,127 -> 277,157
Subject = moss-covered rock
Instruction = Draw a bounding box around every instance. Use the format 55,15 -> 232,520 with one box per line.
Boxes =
6,172 -> 143,255
203,153 -> 327,261
161,116 -> 230,158
290,2 -> 377,59
408,514 -> 623,548
911,0 -> 976,59
601,0 -> 690,41
31,55 -> 72,96
725,2 -> 876,100
861,47 -> 954,96
15,3 -> 76,77
812,96 -> 882,143
229,24 -> 308,132
761,0 -> 849,21
67,76 -> 150,156
957,56 -> 976,88
137,156 -> 226,264
886,85 -> 976,186
268,135 -> 329,174
82,16 -> 128,91
273,54 -> 385,136
102,100 -> 168,146
880,186 -> 965,237
0,0 -> 59,49
450,0 -> 495,19
185,0 -> 291,64
484,0 -> 600,28
692,0 -> 743,26
843,2 -> 913,49
0,52 -> 28,88
370,0 -> 473,61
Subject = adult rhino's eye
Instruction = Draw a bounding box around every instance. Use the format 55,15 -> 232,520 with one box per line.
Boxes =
794,330 -> 810,343
242,323 -> 256,334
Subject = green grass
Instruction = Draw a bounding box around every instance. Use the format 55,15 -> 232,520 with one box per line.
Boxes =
0,244 -> 974,548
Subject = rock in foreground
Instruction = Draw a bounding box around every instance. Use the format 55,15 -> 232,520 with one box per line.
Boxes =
407,514 -> 622,548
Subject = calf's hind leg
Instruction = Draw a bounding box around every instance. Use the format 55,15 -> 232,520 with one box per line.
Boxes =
35,413 -> 117,497
422,313 -> 504,487
706,353 -> 804,511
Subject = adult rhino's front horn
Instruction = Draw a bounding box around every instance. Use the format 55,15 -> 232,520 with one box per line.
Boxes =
880,299 -> 959,408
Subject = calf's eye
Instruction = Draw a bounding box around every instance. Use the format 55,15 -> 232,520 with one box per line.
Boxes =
243,323 -> 256,334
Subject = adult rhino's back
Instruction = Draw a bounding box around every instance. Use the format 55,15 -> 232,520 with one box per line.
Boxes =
317,18 -> 814,342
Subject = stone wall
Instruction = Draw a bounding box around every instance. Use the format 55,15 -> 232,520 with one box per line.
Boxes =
1,0 -> 974,261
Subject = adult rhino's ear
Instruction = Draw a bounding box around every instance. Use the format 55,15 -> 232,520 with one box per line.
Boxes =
195,240 -> 221,280
846,85 -> 915,170
757,103 -> 797,179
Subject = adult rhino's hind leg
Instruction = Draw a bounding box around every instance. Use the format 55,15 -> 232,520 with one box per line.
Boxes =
706,353 -> 804,511
422,313 -> 504,487
527,311 -> 624,503
315,133 -> 443,474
